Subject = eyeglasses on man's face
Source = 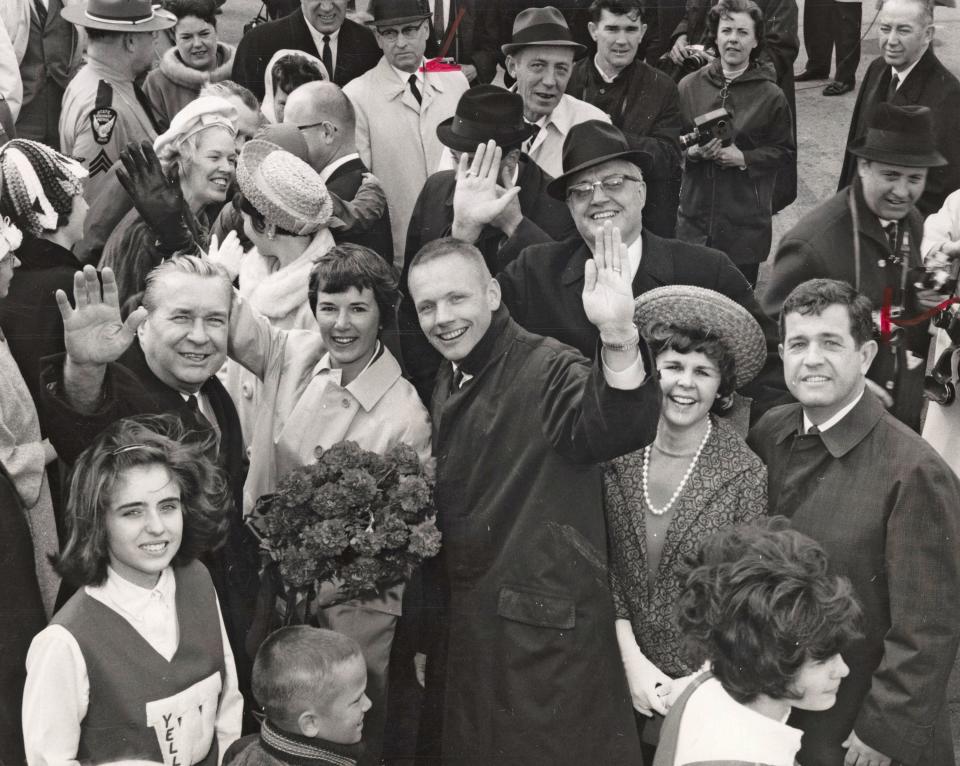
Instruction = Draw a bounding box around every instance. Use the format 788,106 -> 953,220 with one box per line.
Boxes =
375,19 -> 426,42
566,173 -> 643,202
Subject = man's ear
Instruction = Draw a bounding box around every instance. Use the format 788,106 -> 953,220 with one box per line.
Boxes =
856,157 -> 869,180
858,338 -> 879,373
298,709 -> 321,738
587,21 -> 599,43
505,54 -> 518,78
487,276 -> 502,311
777,342 -> 784,361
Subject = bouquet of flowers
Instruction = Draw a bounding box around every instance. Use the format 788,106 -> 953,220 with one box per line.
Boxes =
251,441 -> 441,611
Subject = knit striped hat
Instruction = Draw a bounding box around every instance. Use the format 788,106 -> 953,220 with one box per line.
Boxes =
0,139 -> 87,237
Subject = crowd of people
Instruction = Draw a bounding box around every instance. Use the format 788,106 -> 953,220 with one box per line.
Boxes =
2,0 -> 960,764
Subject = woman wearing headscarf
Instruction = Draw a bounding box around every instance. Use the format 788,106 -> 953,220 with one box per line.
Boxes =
260,49 -> 327,124
0,140 -> 88,403
0,215 -> 60,617
143,0 -> 237,127
100,96 -> 239,306
603,285 -> 767,759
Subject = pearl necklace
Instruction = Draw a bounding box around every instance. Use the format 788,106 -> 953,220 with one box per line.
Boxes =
641,420 -> 712,516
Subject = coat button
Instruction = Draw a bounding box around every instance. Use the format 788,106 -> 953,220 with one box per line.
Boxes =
342,399 -> 351,408
241,383 -> 253,399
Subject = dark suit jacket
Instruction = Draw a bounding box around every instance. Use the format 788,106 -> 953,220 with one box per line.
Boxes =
38,343 -> 260,700
497,232 -> 787,415
398,157 -> 577,400
325,155 -> 395,263
763,180 -> 928,430
749,392 -> 960,766
425,0 -> 490,83
231,12 -> 381,98
839,47 -> 960,217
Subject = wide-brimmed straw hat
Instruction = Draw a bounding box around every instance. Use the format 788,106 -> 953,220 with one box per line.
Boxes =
848,102 -> 946,168
366,0 -> 431,27
436,86 -> 534,152
633,285 -> 766,389
62,0 -> 176,32
501,6 -> 586,57
236,139 -> 332,236
547,121 -> 652,200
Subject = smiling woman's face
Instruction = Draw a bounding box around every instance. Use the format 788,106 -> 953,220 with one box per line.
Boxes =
656,348 -> 721,430
175,14 -> 218,71
181,127 -> 237,209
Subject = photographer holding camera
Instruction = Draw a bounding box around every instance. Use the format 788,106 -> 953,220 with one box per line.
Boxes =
676,0 -> 795,288
764,102 -> 948,433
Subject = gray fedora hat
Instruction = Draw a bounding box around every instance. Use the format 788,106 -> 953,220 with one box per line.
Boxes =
501,6 -> 586,57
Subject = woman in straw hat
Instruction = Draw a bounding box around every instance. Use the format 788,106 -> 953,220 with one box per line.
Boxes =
0,139 -> 88,403
224,136 -> 337,445
100,95 -> 240,306
603,284 -> 767,757
0,215 -> 61,619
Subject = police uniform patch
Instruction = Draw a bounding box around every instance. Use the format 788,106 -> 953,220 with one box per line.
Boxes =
89,150 -> 113,176
90,108 -> 118,145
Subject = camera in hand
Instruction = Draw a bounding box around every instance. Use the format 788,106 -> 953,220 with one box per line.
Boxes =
679,108 -> 733,149
656,45 -> 713,83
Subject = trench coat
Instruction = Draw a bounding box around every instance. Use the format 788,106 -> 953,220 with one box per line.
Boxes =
344,58 -> 468,262
419,305 -> 660,765
838,47 -> 960,218
762,179 -> 928,431
748,391 -> 960,766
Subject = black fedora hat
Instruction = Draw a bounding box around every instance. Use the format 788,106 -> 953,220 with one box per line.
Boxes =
547,121 -> 653,200
848,103 -> 946,168
436,86 -> 534,152
366,0 -> 431,27
501,6 -> 586,57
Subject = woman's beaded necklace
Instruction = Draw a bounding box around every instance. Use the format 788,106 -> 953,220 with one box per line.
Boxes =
641,419 -> 713,516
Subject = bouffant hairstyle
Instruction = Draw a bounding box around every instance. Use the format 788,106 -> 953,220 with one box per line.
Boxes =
253,626 -> 363,727
707,0 -> 766,62
55,414 -> 231,587
308,243 -> 400,322
271,55 -> 325,97
779,278 -> 875,349
164,0 -> 219,26
644,320 -> 737,410
0,139 -> 86,236
676,518 -> 862,705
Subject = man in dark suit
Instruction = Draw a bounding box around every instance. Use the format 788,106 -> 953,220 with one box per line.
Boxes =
231,0 -> 382,98
284,81 -> 394,263
837,0 -> 960,216
766,103 -> 947,432
39,258 -> 259,720
497,119 -> 786,416
424,0 -> 491,83
399,84 -> 577,398
749,278 -> 960,766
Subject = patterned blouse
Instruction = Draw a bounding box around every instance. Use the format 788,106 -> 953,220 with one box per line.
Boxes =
603,415 -> 767,676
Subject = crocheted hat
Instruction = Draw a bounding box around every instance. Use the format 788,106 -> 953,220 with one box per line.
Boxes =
0,139 -> 87,236
633,285 -> 766,388
236,139 -> 333,236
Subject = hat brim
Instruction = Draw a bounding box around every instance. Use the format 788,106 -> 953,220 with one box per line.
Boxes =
633,285 -> 767,389
367,13 -> 431,27
501,40 -> 587,58
436,117 -> 533,152
847,140 -> 947,168
546,148 -> 654,200
61,3 -> 176,31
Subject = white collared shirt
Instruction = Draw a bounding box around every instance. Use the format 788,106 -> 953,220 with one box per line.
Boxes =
891,48 -> 926,85
22,567 -> 243,766
593,53 -> 618,84
320,151 -> 361,183
392,61 -> 426,88
626,234 -> 643,280
802,387 -> 865,434
305,19 -> 340,75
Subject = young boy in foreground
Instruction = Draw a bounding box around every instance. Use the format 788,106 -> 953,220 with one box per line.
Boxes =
224,626 -> 371,766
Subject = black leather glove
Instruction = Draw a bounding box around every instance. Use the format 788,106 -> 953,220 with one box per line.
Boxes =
116,140 -> 201,255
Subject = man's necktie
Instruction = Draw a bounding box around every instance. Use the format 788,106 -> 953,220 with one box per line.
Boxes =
523,121 -> 541,153
433,0 -> 445,43
886,72 -> 900,102
322,35 -> 333,80
408,74 -> 422,106
34,0 -> 48,28
884,221 -> 899,256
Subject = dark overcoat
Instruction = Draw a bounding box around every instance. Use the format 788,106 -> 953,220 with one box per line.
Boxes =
838,47 -> 960,218
231,12 -> 381,98
497,232 -> 788,416
422,306 -> 660,765
567,57 -> 683,239
748,392 -> 960,766
762,180 -> 928,431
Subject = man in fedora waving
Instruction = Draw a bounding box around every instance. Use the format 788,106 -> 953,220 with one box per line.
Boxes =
59,0 -> 174,207
764,102 -> 949,431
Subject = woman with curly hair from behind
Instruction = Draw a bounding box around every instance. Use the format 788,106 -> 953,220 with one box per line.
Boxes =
653,519 -> 862,766
22,414 -> 243,766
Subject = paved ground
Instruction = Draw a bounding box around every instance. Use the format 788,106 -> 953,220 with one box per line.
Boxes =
212,0 -> 960,753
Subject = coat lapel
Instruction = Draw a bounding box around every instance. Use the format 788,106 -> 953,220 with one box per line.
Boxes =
634,231 -> 676,295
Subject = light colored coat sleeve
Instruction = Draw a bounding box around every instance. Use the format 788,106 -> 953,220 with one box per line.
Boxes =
921,189 -> 960,259
0,18 -> 22,121
343,82 -> 372,170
